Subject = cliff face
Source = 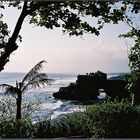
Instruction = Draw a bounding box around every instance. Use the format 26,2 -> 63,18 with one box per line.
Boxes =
53,71 -> 130,100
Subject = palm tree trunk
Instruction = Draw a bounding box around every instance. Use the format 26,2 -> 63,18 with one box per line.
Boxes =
16,92 -> 22,120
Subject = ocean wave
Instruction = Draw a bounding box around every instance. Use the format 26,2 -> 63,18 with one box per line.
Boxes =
0,72 -> 122,122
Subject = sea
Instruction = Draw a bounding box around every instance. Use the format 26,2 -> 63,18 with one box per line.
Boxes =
0,72 -> 124,122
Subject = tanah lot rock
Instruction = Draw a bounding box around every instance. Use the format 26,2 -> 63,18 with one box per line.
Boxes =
53,71 -> 130,100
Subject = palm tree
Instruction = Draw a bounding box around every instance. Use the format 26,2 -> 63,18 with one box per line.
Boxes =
0,60 -> 54,120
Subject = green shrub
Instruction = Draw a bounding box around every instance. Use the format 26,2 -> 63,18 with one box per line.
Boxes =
33,112 -> 88,138
85,100 -> 140,138
0,119 -> 33,138
53,112 -> 88,137
1,100 -> 140,138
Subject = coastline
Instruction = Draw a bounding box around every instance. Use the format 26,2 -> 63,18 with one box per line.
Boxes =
0,72 -> 128,122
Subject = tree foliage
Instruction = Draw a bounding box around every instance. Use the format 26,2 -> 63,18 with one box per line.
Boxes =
0,1 -> 139,71
119,12 -> 140,104
0,13 -> 9,50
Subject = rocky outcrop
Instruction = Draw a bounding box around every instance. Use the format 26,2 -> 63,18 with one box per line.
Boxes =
53,71 -> 130,100
105,80 -> 129,99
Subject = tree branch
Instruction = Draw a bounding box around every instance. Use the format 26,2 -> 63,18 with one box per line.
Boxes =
0,1 -> 28,71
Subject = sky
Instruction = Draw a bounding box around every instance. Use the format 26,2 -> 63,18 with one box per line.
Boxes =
1,4 -> 132,74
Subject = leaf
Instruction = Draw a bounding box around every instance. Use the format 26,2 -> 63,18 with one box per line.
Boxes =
0,5 -> 5,9
21,60 -> 47,84
0,84 -> 17,97
21,73 -> 54,93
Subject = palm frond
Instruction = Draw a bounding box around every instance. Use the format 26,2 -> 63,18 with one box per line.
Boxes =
21,73 -> 54,93
0,84 -> 17,97
21,60 -> 47,84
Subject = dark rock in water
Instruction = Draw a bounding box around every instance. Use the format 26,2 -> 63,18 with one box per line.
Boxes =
53,82 -> 99,100
53,71 -> 130,101
53,71 -> 105,100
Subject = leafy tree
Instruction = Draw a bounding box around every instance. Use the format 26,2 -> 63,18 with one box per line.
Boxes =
129,38 -> 140,105
0,60 -> 53,120
121,35 -> 140,105
0,1 -> 139,71
120,21 -> 140,105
